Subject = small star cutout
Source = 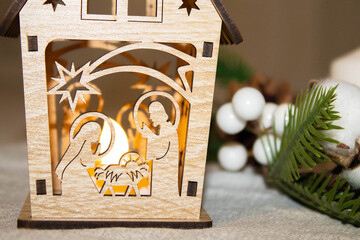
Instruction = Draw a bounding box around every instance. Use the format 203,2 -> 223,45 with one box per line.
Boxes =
48,62 -> 101,113
179,0 -> 200,16
58,71 -> 89,102
43,0 -> 66,11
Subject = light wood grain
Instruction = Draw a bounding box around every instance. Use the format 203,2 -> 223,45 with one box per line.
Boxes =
18,194 -> 212,229
19,0 -> 222,220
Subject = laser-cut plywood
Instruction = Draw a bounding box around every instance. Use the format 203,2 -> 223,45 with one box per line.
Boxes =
0,0 -> 242,228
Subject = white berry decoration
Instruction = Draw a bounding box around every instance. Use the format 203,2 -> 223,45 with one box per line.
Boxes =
273,103 -> 295,136
259,102 -> 278,130
218,142 -> 247,171
232,87 -> 265,121
216,103 -> 246,135
343,167 -> 360,189
253,135 -> 281,165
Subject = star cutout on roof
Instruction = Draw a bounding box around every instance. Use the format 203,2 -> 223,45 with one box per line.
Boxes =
43,0 -> 66,11
48,62 -> 101,113
179,0 -> 200,16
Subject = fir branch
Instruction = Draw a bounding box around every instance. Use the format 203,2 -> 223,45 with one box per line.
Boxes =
216,49 -> 252,85
270,85 -> 342,181
271,173 -> 360,226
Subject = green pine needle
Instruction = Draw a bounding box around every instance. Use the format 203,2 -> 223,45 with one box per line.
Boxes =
271,173 -> 360,226
216,49 -> 253,85
270,85 -> 342,181
264,84 -> 360,227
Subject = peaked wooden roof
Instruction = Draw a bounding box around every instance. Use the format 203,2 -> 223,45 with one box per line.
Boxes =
0,0 -> 242,44
0,0 -> 27,38
211,0 -> 242,45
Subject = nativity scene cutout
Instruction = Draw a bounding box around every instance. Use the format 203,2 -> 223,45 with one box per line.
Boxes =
0,0 -> 242,224
49,41 -> 190,198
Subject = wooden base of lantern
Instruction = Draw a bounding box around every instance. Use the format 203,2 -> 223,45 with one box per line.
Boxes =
17,195 -> 212,229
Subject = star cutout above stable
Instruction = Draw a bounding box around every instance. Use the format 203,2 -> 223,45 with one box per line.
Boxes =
179,0 -> 200,16
48,62 -> 101,113
43,0 -> 66,11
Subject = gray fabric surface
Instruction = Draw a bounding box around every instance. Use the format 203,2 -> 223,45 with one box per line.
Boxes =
0,142 -> 359,239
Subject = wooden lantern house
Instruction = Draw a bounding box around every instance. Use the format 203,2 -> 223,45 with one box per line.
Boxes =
0,0 -> 242,228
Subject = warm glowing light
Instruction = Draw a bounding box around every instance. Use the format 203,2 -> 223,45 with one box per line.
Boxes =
99,118 -> 129,165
